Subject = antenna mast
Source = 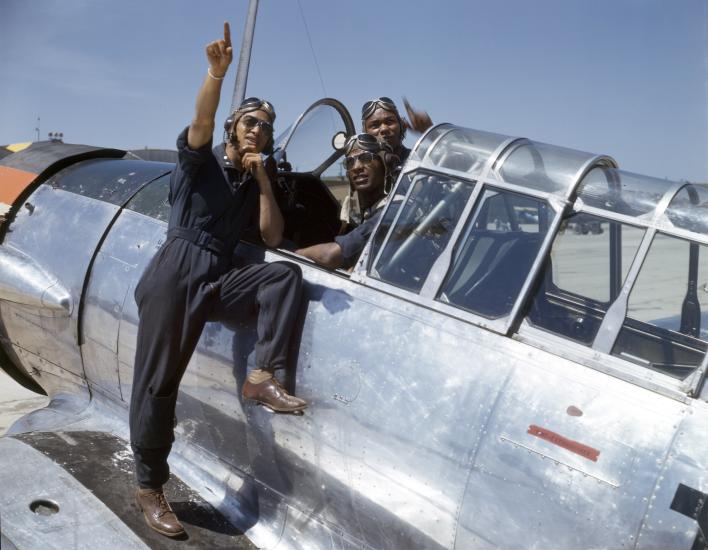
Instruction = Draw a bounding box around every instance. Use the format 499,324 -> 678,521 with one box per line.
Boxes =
231,0 -> 259,111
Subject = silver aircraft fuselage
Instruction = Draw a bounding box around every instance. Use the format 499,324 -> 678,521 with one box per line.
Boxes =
1,100 -> 708,549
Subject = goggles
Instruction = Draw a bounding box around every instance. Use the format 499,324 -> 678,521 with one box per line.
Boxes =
344,151 -> 377,170
237,96 -> 276,122
361,96 -> 398,121
240,115 -> 273,134
343,133 -> 392,155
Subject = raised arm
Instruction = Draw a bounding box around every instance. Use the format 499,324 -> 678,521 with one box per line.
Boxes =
402,97 -> 433,134
188,22 -> 233,150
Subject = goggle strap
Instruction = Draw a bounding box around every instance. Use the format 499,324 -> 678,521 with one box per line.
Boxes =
235,97 -> 276,122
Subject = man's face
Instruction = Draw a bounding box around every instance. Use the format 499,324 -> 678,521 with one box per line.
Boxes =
346,146 -> 385,194
363,107 -> 402,150
233,109 -> 272,154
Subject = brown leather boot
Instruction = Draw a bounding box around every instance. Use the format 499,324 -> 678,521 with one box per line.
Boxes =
242,374 -> 308,413
135,487 -> 186,538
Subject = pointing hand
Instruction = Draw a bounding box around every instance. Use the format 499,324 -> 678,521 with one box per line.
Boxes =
205,22 -> 233,78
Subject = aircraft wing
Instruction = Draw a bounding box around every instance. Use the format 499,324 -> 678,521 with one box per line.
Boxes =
0,424 -> 255,548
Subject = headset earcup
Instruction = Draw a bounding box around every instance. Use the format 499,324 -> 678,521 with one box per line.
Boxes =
385,152 -> 400,171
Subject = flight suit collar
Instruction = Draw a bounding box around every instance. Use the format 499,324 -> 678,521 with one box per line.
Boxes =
214,142 -> 249,190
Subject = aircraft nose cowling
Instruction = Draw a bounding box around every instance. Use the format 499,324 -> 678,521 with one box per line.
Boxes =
0,245 -> 72,315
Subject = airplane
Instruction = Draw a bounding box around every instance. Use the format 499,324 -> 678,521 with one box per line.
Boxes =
1,96 -> 708,549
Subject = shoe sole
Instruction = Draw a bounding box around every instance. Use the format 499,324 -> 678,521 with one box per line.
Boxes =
135,495 -> 186,538
258,405 -> 306,416
244,397 -> 307,413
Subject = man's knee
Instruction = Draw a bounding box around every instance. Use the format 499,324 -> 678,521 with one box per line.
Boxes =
270,261 -> 302,284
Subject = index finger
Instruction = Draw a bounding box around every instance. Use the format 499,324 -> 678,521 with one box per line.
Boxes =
223,21 -> 232,47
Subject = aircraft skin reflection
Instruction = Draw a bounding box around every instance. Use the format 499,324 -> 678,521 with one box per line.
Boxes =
0,246 -> 72,313
1,102 -> 708,549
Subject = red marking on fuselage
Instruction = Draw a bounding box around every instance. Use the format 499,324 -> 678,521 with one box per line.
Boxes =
527,424 -> 599,462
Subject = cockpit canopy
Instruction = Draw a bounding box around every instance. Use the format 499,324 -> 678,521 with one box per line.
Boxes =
365,124 -> 708,396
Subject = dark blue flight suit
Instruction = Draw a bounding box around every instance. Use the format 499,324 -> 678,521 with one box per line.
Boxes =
397,145 -> 411,163
392,145 -> 411,181
335,202 -> 386,269
129,127 -> 302,488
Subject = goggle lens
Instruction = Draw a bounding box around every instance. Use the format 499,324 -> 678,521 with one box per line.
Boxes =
241,115 -> 273,134
344,151 -> 376,170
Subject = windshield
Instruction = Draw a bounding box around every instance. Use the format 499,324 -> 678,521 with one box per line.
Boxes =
274,100 -> 353,175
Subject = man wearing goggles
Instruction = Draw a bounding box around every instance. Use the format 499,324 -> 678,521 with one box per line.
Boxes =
223,96 -> 276,155
295,134 -> 397,269
361,96 -> 432,169
130,22 -> 306,538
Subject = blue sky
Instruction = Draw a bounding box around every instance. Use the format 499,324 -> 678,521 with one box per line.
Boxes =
0,0 -> 706,181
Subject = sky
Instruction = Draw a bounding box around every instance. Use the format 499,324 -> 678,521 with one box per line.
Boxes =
0,0 -> 706,182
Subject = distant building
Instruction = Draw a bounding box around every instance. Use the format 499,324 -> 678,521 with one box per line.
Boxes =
127,149 -> 178,163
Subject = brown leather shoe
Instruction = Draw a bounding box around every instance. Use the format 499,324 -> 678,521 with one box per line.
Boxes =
242,376 -> 308,412
135,487 -> 186,538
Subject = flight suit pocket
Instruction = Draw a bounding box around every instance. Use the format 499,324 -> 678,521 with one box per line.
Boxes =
134,391 -> 178,448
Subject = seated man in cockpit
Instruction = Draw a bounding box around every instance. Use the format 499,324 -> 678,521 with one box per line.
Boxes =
295,134 -> 397,269
360,97 -> 432,173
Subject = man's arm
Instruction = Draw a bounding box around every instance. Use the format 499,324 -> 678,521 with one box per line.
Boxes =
256,182 -> 285,248
242,154 -> 284,247
402,97 -> 433,134
295,242 -> 344,269
296,210 -> 382,269
187,22 -> 233,150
